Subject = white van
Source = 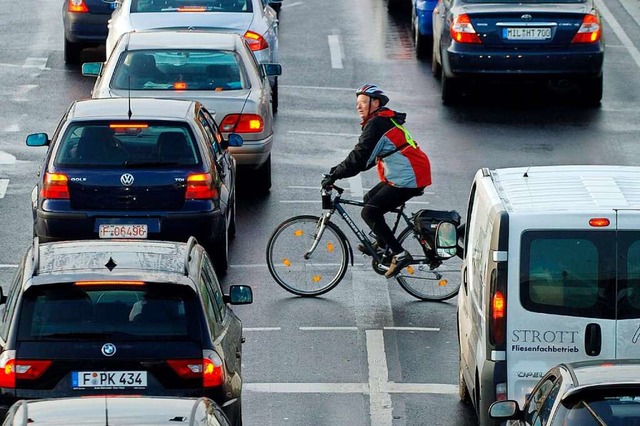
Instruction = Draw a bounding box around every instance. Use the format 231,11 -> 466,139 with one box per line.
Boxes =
457,165 -> 640,425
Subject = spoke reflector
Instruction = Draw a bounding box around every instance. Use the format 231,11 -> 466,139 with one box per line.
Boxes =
439,279 -> 448,287
294,230 -> 304,237
327,242 -> 334,252
312,275 -> 321,282
283,259 -> 291,267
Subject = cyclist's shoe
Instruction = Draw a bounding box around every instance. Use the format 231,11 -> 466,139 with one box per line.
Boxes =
357,241 -> 385,257
385,251 -> 413,278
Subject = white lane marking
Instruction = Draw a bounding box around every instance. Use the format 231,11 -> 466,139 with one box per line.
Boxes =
0,63 -> 22,69
384,327 -> 440,332
0,265 -> 19,268
22,58 -> 48,70
328,35 -> 344,69
595,0 -> 640,70
618,0 -> 640,28
367,330 -> 393,426
3,124 -> 19,132
246,383 -> 368,393
0,152 -> 16,165
0,180 -> 8,199
281,1 -> 303,8
244,327 -> 282,331
13,85 -> 38,102
386,383 -> 457,394
280,84 -> 353,91
349,175 -> 364,198
288,130 -> 360,137
299,326 -> 358,331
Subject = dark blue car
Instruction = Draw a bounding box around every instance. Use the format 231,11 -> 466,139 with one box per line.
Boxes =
431,0 -> 605,105
62,0 -> 116,64
26,98 -> 242,273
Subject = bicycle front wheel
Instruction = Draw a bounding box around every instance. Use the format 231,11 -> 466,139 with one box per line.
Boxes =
266,215 -> 349,297
395,227 -> 462,301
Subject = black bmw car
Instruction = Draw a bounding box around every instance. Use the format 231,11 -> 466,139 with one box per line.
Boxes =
26,98 -> 242,273
432,0 -> 605,105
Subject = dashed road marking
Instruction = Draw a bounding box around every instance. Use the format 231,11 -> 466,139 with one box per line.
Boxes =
0,180 -> 8,199
367,329 -> 394,426
0,153 -> 16,165
0,264 -> 18,268
328,34 -> 343,69
13,85 -> 38,102
3,124 -> 19,132
281,1 -> 302,8
22,58 -> 48,70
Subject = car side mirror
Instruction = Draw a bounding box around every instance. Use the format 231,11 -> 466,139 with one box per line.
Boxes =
81,62 -> 103,77
25,133 -> 49,147
434,221 -> 458,259
489,400 -> 521,420
222,133 -> 243,150
262,63 -> 282,77
224,285 -> 253,305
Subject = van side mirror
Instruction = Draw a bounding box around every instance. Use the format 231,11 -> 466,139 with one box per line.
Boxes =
81,62 -> 103,77
25,133 -> 49,147
224,285 -> 253,305
435,221 -> 458,259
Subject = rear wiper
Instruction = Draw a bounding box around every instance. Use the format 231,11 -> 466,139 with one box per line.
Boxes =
124,161 -> 179,168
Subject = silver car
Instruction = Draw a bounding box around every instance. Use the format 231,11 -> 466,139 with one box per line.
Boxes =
83,30 -> 280,192
106,0 -> 280,109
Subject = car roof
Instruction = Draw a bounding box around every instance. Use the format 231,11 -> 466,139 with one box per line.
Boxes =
24,239 -> 200,289
68,98 -> 196,121
565,359 -> 640,387
125,30 -> 242,51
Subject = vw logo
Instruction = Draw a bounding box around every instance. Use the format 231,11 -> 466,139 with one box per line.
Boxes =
120,173 -> 134,187
101,343 -> 116,357
521,14 -> 532,21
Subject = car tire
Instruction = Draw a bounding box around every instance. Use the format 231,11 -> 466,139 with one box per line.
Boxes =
432,43 -> 442,79
582,74 -> 603,107
64,37 -> 82,65
413,12 -> 432,60
209,218 -> 229,276
255,155 -> 272,193
229,195 -> 236,240
272,78 -> 279,114
441,67 -> 461,105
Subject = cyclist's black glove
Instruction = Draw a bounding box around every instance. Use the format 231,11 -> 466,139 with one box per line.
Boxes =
321,174 -> 335,190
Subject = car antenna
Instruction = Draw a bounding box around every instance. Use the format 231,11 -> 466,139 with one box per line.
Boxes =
104,394 -> 110,426
230,90 -> 252,133
127,75 -> 132,120
523,164 -> 531,178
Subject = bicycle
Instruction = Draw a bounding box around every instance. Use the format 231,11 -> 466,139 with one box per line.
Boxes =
265,183 -> 463,301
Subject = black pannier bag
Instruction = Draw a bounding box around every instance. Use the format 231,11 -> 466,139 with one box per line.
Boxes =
413,209 -> 461,242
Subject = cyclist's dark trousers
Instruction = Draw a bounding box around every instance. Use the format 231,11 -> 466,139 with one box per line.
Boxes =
361,182 -> 424,255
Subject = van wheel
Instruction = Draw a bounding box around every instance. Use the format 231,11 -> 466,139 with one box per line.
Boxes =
459,358 -> 471,404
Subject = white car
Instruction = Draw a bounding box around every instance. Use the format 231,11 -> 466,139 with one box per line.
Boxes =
83,30 -> 281,192
106,0 -> 280,108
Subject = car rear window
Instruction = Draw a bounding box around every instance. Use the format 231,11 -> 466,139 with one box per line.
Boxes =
521,231 -> 640,320
111,50 -> 247,92
17,284 -> 202,341
131,0 -> 253,13
553,393 -> 640,426
54,121 -> 200,167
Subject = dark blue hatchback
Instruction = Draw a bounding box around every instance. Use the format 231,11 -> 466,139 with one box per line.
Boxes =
62,0 -> 115,64
26,98 -> 242,273
432,0 -> 605,105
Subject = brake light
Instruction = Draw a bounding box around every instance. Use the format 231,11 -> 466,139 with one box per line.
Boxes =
110,124 -> 149,129
185,173 -> 217,200
68,0 -> 89,13
244,31 -> 269,51
41,173 -> 70,200
167,351 -> 224,387
173,82 -> 187,90
75,280 -> 146,286
178,6 -> 206,12
589,218 -> 610,227
219,114 -> 264,133
0,351 -> 52,388
572,14 -> 601,43
491,290 -> 506,345
450,14 -> 482,44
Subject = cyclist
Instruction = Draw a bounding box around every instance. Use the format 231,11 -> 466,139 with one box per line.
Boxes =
321,83 -> 432,277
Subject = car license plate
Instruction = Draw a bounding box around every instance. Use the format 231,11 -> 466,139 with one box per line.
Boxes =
99,224 -> 148,239
72,371 -> 147,389
504,27 -> 551,40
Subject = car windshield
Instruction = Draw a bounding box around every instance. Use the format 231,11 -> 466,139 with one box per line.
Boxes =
110,50 -> 247,91
17,284 -> 202,341
131,0 -> 253,13
553,392 -> 640,425
54,121 -> 200,168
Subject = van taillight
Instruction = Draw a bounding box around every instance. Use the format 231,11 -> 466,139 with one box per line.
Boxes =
243,31 -> 269,51
491,290 -> 506,345
167,350 -> 224,388
496,382 -> 507,401
185,173 -> 217,200
450,14 -> 482,44
0,351 -> 52,388
68,0 -> 89,13
220,114 -> 264,134
41,173 -> 70,199
572,14 -> 601,44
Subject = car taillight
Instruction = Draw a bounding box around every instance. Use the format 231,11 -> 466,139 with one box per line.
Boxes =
572,14 -> 601,43
0,351 -> 52,388
68,0 -> 89,13
490,290 -> 506,345
185,173 -> 217,200
219,114 -> 264,134
167,350 -> 224,388
244,31 -> 269,51
41,173 -> 70,200
450,14 -> 482,44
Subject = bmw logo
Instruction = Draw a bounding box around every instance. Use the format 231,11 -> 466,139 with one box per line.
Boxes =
101,343 -> 117,357
120,173 -> 134,187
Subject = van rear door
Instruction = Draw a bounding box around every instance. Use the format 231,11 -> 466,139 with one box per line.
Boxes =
614,210 -> 640,358
508,225 -> 617,404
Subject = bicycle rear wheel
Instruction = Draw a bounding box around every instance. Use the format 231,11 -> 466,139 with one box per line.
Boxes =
266,215 -> 349,297
395,227 -> 462,301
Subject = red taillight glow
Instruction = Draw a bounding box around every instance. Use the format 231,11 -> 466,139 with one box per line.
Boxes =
110,124 -> 149,129
589,218 -> 610,227
173,82 -> 187,90
243,31 -> 269,51
0,351 -> 52,389
167,352 -> 224,387
185,173 -> 217,200
491,291 -> 506,344
496,383 -> 507,401
75,280 -> 146,286
178,6 -> 206,11
450,14 -> 482,44
41,173 -> 70,200
219,114 -> 264,133
572,14 -> 601,43
68,0 -> 89,13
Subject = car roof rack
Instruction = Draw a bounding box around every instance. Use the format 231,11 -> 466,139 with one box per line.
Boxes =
31,237 -> 40,277
184,236 -> 198,276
